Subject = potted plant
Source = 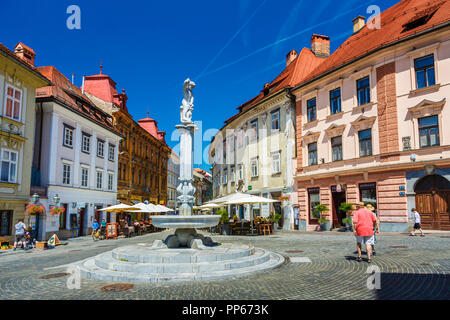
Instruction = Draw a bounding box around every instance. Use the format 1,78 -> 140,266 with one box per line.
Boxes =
339,202 -> 354,231
269,213 -> 282,232
313,204 -> 329,231
49,206 -> 65,216
217,209 -> 231,235
25,204 -> 45,216
342,217 -> 353,232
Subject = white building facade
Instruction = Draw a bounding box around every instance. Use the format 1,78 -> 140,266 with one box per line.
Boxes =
32,66 -> 122,239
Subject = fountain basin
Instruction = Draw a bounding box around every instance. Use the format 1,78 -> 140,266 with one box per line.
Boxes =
150,215 -> 220,229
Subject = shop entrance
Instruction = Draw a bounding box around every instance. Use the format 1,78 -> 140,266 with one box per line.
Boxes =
415,174 -> 450,230
78,208 -> 85,236
331,186 -> 346,228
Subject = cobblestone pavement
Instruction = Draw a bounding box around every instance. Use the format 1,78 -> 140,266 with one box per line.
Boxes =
0,230 -> 449,300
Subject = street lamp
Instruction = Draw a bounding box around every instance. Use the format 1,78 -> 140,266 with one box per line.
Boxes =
53,194 -> 60,207
30,193 -> 40,241
31,193 -> 39,204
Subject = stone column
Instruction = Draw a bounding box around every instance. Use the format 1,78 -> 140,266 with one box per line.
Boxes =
176,123 -> 197,216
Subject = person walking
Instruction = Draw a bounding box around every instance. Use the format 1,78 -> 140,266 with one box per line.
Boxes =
410,208 -> 425,237
13,219 -> 27,251
352,202 -> 377,263
365,204 -> 380,256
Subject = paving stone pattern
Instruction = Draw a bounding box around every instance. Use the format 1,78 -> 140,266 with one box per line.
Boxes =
0,231 -> 448,300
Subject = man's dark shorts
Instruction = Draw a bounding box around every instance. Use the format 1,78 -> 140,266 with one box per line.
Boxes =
414,223 -> 421,229
15,234 -> 25,242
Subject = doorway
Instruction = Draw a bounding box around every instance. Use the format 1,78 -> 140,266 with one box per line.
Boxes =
78,208 -> 85,236
414,174 -> 450,230
331,187 -> 346,227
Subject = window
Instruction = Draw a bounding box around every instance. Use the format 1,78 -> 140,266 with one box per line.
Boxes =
62,164 -> 71,185
237,130 -> 243,148
63,126 -> 73,148
82,133 -> 90,153
0,150 -> 17,183
271,109 -> 280,130
272,152 -> 281,174
238,164 -> 244,181
4,85 -> 21,121
359,129 -> 372,157
330,88 -> 341,114
108,144 -> 115,161
223,169 -> 227,185
359,183 -> 377,214
223,139 -> 226,161
419,115 -> 439,148
97,140 -> 104,158
307,98 -> 317,122
331,136 -> 343,162
230,166 -> 235,183
108,173 -> 114,191
0,210 -> 12,236
357,76 -> 371,106
96,171 -> 103,189
308,188 -> 320,221
250,119 -> 258,142
81,168 -> 89,187
308,142 -> 318,166
415,55 -> 435,89
251,158 -> 258,177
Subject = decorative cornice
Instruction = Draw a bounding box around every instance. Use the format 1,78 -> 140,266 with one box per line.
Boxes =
408,98 -> 445,117
350,115 -> 376,129
325,124 -> 346,137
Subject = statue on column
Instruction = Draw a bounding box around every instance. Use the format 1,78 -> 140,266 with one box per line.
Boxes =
180,78 -> 196,124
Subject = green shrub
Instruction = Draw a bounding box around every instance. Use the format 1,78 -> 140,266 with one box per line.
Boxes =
216,208 -> 230,224
313,204 -> 329,219
269,213 -> 282,223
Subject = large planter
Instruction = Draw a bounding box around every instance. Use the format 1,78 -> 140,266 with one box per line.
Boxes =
320,221 -> 330,231
221,223 -> 231,235
273,222 -> 278,232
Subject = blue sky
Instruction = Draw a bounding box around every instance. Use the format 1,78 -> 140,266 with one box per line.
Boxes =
1,0 -> 400,171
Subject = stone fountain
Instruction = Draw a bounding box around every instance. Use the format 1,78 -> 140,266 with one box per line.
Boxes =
73,79 -> 284,283
150,78 -> 220,248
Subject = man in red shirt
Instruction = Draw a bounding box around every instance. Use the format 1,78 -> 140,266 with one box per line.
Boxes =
352,202 -> 377,263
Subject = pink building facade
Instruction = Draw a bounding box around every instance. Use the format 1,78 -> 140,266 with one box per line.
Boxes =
291,0 -> 450,231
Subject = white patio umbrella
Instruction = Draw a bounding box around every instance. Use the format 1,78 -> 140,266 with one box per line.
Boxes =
125,202 -> 160,213
221,193 -> 279,235
155,204 -> 174,213
99,203 -> 139,212
198,203 -> 223,209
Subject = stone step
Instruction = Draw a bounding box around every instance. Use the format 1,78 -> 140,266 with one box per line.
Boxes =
78,250 -> 284,283
111,244 -> 254,264
93,248 -> 270,273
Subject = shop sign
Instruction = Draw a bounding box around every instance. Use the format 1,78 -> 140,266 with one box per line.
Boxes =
76,202 -> 85,209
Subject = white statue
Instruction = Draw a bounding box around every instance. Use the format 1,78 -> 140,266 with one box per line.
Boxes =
180,78 -> 196,124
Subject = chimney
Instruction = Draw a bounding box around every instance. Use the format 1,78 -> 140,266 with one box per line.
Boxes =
81,75 -> 85,94
352,16 -> 366,34
14,42 -> 35,66
311,34 -> 330,58
286,49 -> 298,67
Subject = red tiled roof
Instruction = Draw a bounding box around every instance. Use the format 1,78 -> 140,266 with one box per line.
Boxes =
36,66 -> 120,136
225,47 -> 326,124
15,42 -> 36,55
84,73 -> 129,113
137,116 -> 166,143
294,0 -> 450,88
0,42 -> 49,84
